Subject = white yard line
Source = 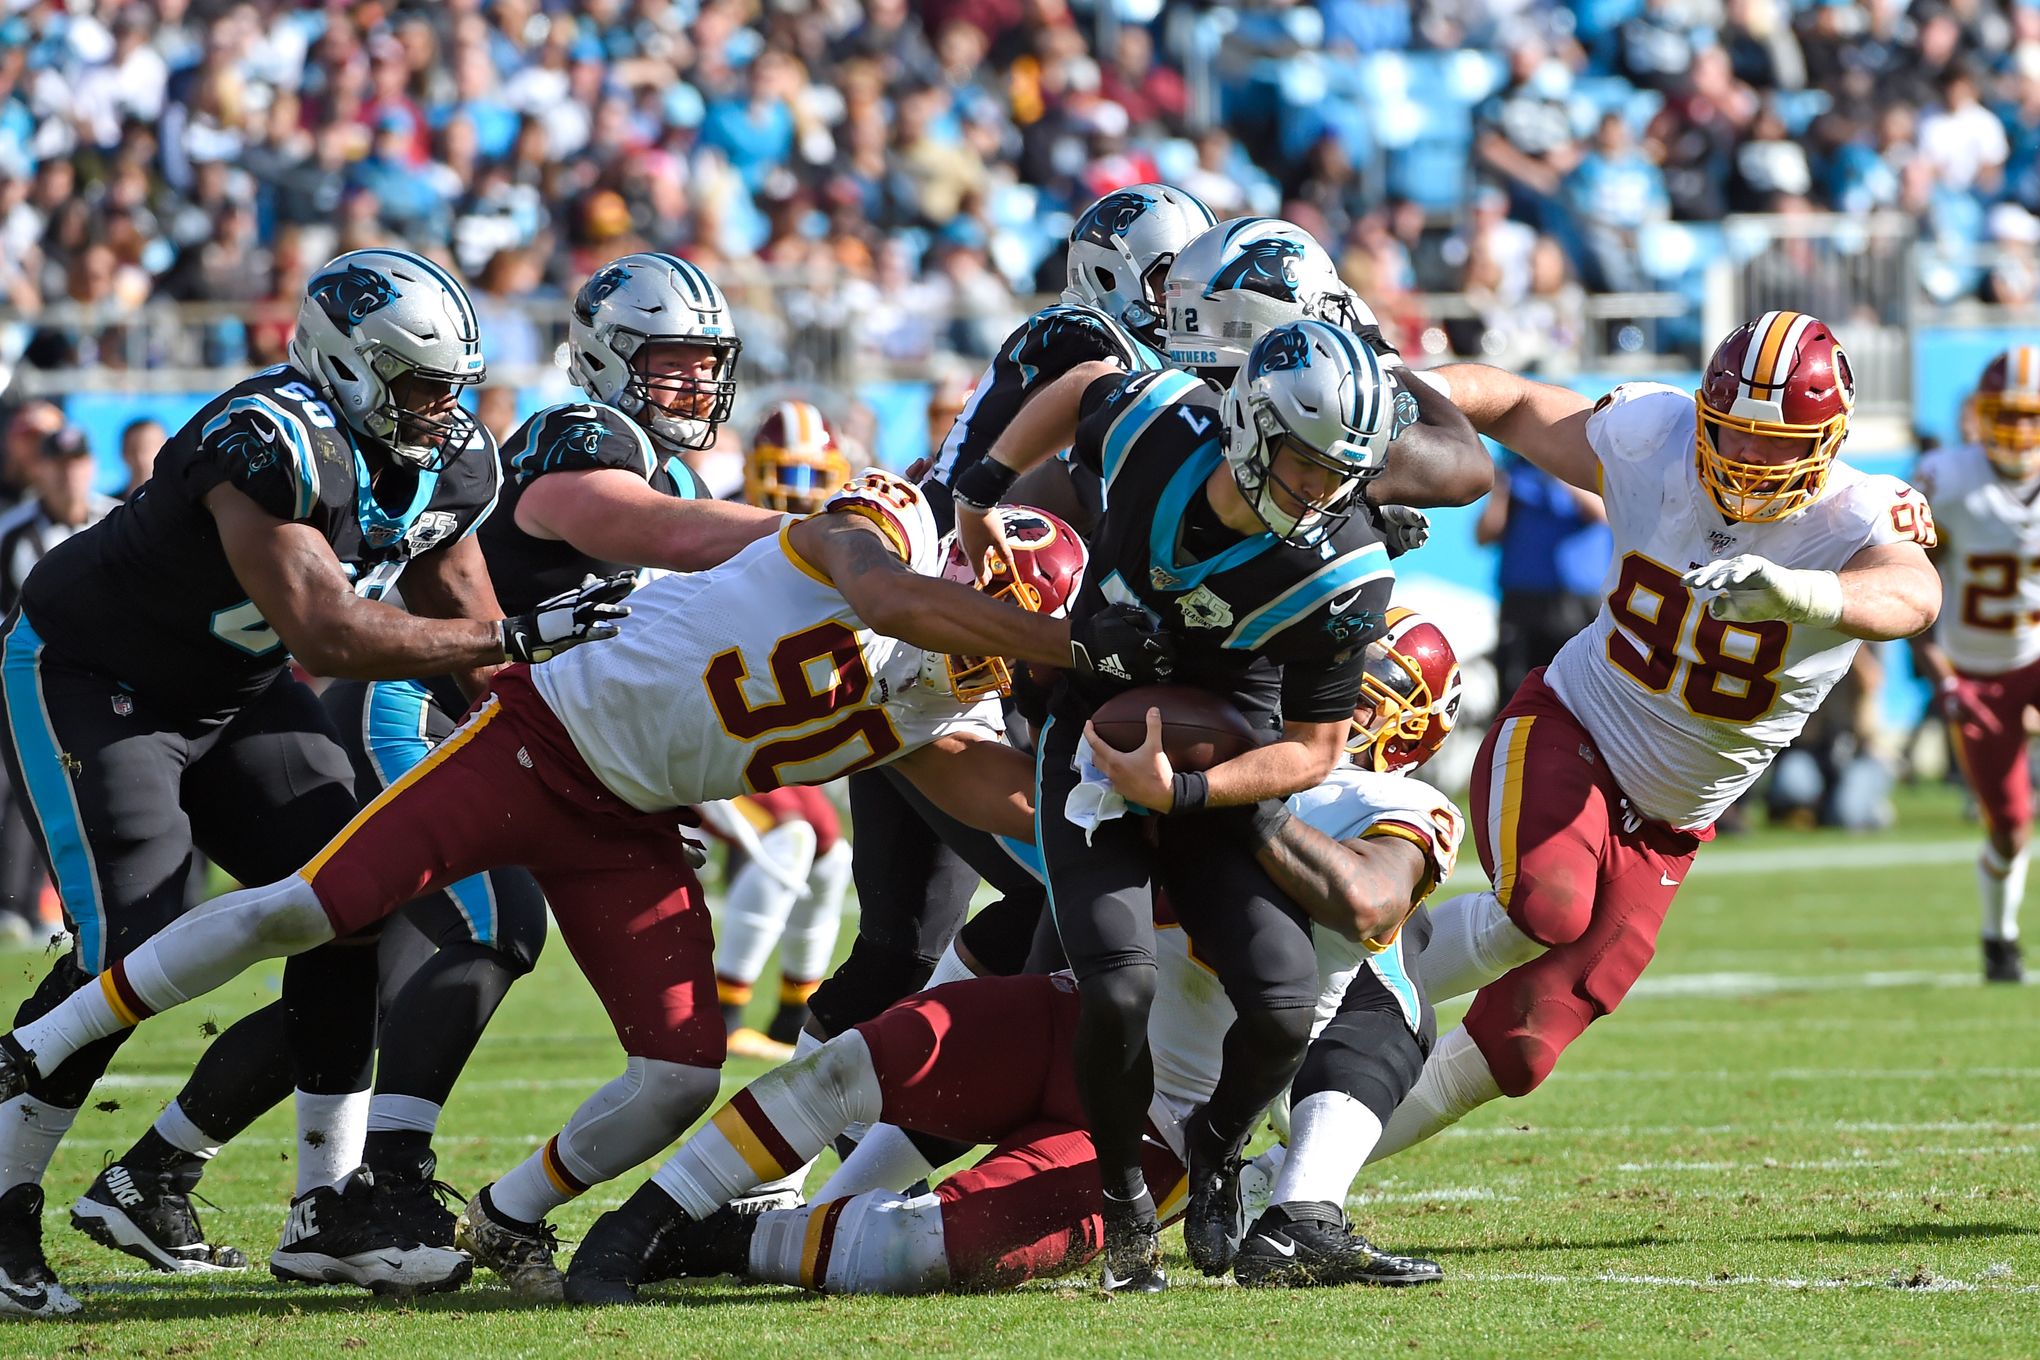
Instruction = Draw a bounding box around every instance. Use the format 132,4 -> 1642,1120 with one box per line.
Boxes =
1457,1269 -> 2036,1294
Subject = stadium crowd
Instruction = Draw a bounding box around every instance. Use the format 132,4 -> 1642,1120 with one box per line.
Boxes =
2,0 -> 2039,387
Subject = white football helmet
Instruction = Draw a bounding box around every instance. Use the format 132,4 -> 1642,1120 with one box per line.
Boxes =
1220,319 -> 1400,547
1062,183 -> 1216,339
288,249 -> 486,470
822,469 -> 941,577
1164,217 -> 1373,382
568,252 -> 742,454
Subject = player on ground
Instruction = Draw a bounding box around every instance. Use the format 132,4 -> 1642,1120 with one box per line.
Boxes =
0,478 -> 1170,1299
309,253 -> 783,1273
0,248 -> 631,1310
1911,347 -> 2040,983
713,400 -> 854,1060
947,319 -> 1408,1291
560,615 -> 1460,1302
1377,311 -> 1939,1161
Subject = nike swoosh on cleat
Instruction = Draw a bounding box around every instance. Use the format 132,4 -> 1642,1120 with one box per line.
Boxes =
1255,1235 -> 1299,1257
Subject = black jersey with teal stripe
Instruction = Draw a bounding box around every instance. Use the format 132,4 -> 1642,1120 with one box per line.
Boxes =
926,302 -> 1166,530
480,400 -> 707,614
1060,368 -> 1395,726
18,364 -> 500,718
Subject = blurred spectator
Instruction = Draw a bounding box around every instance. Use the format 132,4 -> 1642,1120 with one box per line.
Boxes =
0,425 -> 116,611
1917,64 -> 2006,193
1477,454 -> 1612,701
1565,112 -> 1670,291
118,415 -> 164,496
1730,100 -> 1815,210
0,401 -> 62,513
1646,47 -> 1754,220
476,385 -> 521,445
469,247 -> 547,372
1098,26 -> 1187,131
1617,0 -> 1722,93
1475,36 -> 1582,226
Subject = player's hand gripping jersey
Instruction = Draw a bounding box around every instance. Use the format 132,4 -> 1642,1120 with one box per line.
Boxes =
20,365 -> 500,716
482,401 -> 709,614
1544,382 -> 1934,828
1916,441 -> 2040,676
531,474 -> 1002,809
1146,765 -> 1459,1134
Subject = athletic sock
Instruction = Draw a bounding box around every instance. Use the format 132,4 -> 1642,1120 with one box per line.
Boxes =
294,1089 -> 370,1195
0,1095 -> 75,1192
1366,1026 -> 1503,1164
1269,1091 -> 1385,1207
1979,845 -> 2027,942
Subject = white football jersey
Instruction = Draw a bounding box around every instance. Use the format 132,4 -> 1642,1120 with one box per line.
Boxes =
1915,442 -> 2040,675
532,520 -> 1003,811
1544,382 -> 1930,830
1145,766 -> 1462,1150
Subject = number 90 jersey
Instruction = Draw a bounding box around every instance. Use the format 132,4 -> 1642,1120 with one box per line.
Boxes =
529,504 -> 1001,811
1914,442 -> 2040,676
1544,382 -> 1930,830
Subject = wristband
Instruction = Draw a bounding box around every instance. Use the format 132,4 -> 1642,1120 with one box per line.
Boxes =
950,456 -> 1019,511
1169,770 -> 1209,815
1243,797 -> 1293,850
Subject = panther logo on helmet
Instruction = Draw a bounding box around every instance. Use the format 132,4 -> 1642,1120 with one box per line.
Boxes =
1210,238 -> 1307,302
311,265 -> 401,331
576,264 -> 633,321
1074,192 -> 1153,248
1258,326 -> 1315,373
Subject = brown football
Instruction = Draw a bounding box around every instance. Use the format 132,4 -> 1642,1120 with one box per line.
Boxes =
1089,685 -> 1263,772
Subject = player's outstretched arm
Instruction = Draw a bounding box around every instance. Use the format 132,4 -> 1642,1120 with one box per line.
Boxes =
952,359 -> 1121,571
1429,363 -> 1600,493
1243,803 -> 1431,945
1684,541 -> 1941,642
208,484 -> 506,678
805,515 -> 1072,667
891,731 -> 1036,841
1363,363 -> 1494,508
517,467 -> 784,573
398,533 -> 509,700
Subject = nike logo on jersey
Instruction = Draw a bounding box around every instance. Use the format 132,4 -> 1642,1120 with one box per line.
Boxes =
1660,873 -> 1681,887
1329,585 -> 1367,613
1255,1234 -> 1299,1257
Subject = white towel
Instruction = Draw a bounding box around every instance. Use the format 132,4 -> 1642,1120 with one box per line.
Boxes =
1062,739 -> 1128,844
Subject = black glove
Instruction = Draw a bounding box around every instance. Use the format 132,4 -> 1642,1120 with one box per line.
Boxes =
1070,602 -> 1176,685
500,572 -> 634,664
1366,501 -> 1431,558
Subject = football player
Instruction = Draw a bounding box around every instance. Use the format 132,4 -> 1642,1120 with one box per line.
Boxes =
558,614 -> 1461,1302
944,319 -> 1408,1291
0,248 -> 627,1310
1380,311 -> 1939,1160
0,477 -> 1165,1299
1911,347 -> 2040,983
308,254 -> 783,1276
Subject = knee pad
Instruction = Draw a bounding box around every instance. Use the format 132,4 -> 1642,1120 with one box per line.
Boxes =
816,1190 -> 950,1295
1504,862 -> 1597,950
808,936 -> 940,1037
1294,1009 -> 1427,1123
1463,993 -> 1588,1098
556,1057 -> 721,1185
1079,964 -> 1158,1048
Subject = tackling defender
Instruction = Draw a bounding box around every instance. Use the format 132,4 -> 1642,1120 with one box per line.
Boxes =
1375,311 -> 1939,1159
1911,346 -> 2040,983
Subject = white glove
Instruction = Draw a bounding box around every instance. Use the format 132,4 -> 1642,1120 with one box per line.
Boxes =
1681,555 -> 1844,628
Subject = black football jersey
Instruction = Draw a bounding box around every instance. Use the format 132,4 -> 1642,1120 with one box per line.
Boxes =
479,401 -> 707,615
20,365 -> 501,717
1059,368 -> 1395,729
925,302 -> 1166,533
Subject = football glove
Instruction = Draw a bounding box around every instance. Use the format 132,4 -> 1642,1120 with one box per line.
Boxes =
500,572 -> 634,664
1368,502 -> 1431,557
1070,603 -> 1177,685
1681,555 -> 1844,628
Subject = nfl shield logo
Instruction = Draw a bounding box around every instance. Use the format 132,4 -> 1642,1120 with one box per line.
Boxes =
111,694 -> 133,717
1150,565 -> 1183,590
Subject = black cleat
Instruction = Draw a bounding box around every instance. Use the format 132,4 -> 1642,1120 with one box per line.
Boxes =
1180,1119 -> 1248,1277
366,1148 -> 464,1249
0,1034 -> 34,1105
661,1204 -> 757,1280
1984,937 -> 2025,984
564,1183 -> 689,1306
71,1158 -> 248,1273
270,1167 -> 471,1296
0,1184 -> 80,1316
1234,1200 -> 1442,1288
1098,1192 -> 1166,1294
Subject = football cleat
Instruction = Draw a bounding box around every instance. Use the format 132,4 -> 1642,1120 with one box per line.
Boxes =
71,1158 -> 248,1273
563,1182 -> 690,1306
366,1148 -> 463,1249
1180,1120 -> 1248,1277
1098,1194 -> 1166,1294
1984,937 -> 2025,984
455,1185 -> 565,1301
725,1027 -> 797,1062
659,1204 -> 757,1280
0,1184 -> 81,1317
0,1033 -> 34,1105
270,1167 -> 472,1296
1233,1201 -> 1443,1288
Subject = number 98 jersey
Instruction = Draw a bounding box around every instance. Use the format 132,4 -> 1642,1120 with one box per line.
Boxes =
1914,442 -> 2040,676
529,482 -> 1001,810
1544,382 -> 1930,830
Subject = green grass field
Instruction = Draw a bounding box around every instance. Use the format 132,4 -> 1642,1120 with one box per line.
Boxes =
0,784 -> 2033,1358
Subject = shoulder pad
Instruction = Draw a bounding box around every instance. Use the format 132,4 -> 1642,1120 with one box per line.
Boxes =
823,469 -> 941,575
1583,381 -> 1694,467
1842,471 -> 1938,550
199,392 -> 328,521
507,403 -> 655,486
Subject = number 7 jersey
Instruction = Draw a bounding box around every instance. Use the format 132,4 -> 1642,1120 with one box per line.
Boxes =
529,518 -> 1004,811
1543,382 -> 1931,829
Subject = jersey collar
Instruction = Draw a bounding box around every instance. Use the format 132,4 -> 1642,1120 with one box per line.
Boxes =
1146,438 -> 1277,591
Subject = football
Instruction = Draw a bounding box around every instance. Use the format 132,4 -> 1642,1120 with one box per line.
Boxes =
1088,685 -> 1262,771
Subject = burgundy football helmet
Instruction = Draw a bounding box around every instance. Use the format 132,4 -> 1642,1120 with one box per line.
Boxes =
1695,310 -> 1855,523
1351,607 -> 1462,773
928,505 -> 1087,702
